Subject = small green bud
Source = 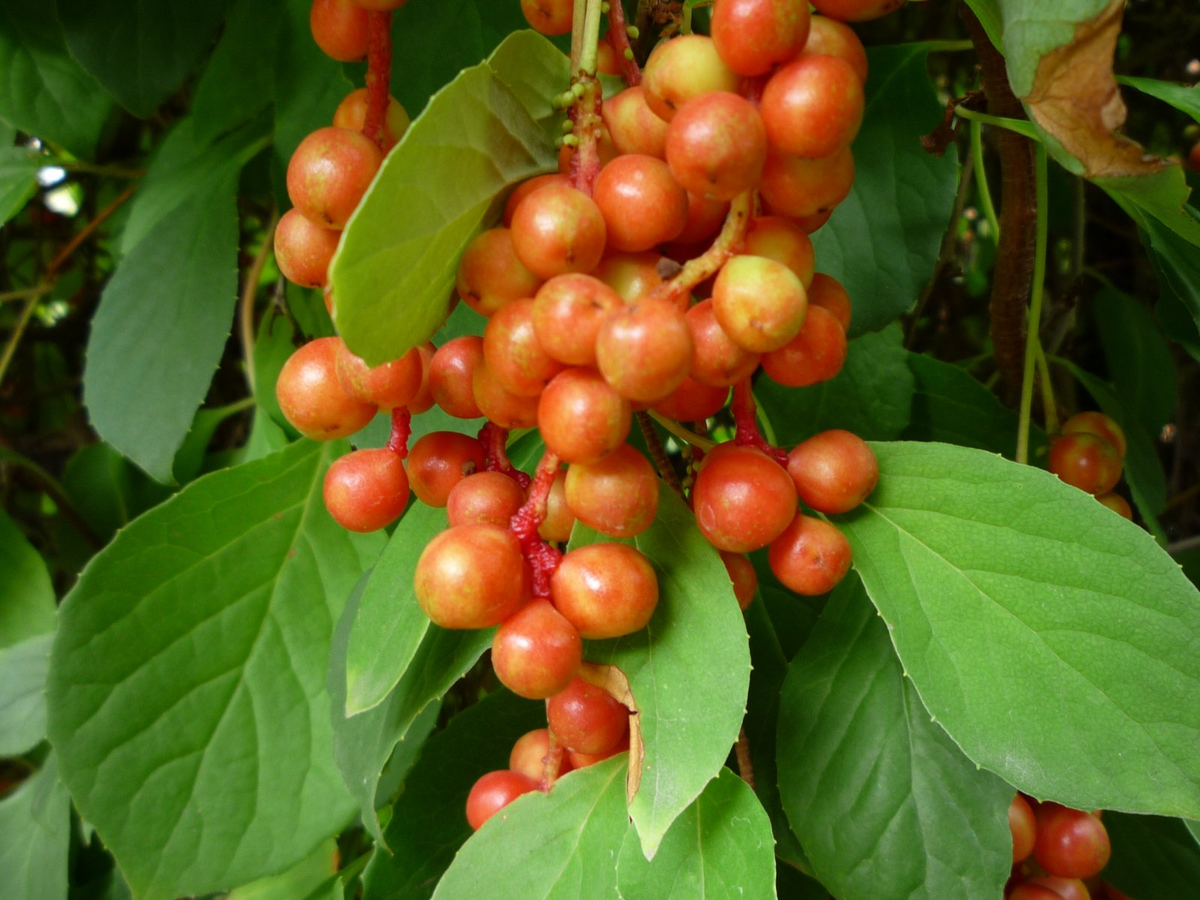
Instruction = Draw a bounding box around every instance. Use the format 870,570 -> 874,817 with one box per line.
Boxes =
562,133 -> 580,147
571,82 -> 586,98
561,119 -> 575,133
624,48 -> 634,60
625,25 -> 640,39
600,1 -> 610,11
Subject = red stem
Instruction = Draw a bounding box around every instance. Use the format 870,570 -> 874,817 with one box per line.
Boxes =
568,77 -> 604,195
732,380 -> 787,465
509,450 -> 564,598
478,422 -> 532,489
606,0 -> 641,86
386,407 -> 412,457
363,12 -> 393,153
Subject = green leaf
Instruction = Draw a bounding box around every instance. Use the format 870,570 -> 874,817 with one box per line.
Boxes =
362,690 -> 545,900
84,176 -> 239,484
904,353 -> 1024,456
57,0 -> 232,118
777,575 -> 1012,900
331,31 -> 563,365
994,0 -> 1111,98
331,569 -> 492,844
1093,288 -> 1176,434
1136,206 -> 1200,354
344,501 -> 447,715
227,839 -> 338,900
1061,361 -> 1167,519
0,633 -> 52,756
840,441 -> 1200,818
0,508 -> 55,648
756,324 -> 913,445
47,440 -> 384,900
1119,76 -> 1200,124
1102,813 -> 1200,900
0,0 -> 114,158
961,0 -> 1003,48
61,442 -> 171,543
0,145 -> 38,225
616,768 -> 776,900
431,758 -> 629,900
254,308 -> 301,433
191,0 -> 282,144
812,45 -> 959,337
0,754 -> 70,900
572,485 -> 752,857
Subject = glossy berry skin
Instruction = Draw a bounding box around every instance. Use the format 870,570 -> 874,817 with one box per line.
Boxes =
761,55 -> 865,159
711,0 -> 811,76
1061,411 -> 1127,458
565,444 -> 659,539
602,87 -> 670,159
787,429 -> 879,514
760,146 -> 855,218
539,468 -> 576,543
472,361 -> 540,429
465,770 -> 539,830
552,543 -> 659,639
510,728 -> 571,781
802,15 -> 869,83
492,600 -> 583,700
596,298 -> 694,403
653,377 -> 730,422
428,336 -> 484,419
275,208 -> 341,287
1033,803 -> 1111,879
483,298 -> 565,397
455,228 -> 543,318
511,184 -> 607,280
687,299 -> 762,388
568,730 -> 630,769
810,0 -> 905,22
446,471 -> 525,528
665,92 -> 768,202
674,192 -> 731,245
806,273 -> 852,331
594,252 -> 666,303
713,255 -> 808,353
277,338 -> 377,440
538,368 -> 631,464
642,35 -> 742,122
593,155 -> 689,252
520,0 -> 573,35
323,449 -> 409,532
762,305 -> 848,387
743,216 -> 816,289
1097,492 -> 1132,519
1026,876 -> 1090,900
720,551 -> 758,610
504,174 -> 571,227
309,0 -> 369,62
547,678 -> 629,755
692,444 -> 798,553
1048,433 -> 1122,496
532,274 -> 624,367
406,431 -> 486,508
332,88 -> 410,152
414,525 -> 529,629
334,343 -> 423,411
1009,793 -> 1037,863
286,127 -> 381,229
768,513 -> 853,596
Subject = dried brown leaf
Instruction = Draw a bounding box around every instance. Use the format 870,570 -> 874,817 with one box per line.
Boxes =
579,660 -> 644,803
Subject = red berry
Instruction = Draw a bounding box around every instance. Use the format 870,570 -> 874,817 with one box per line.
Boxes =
552,543 -> 659,639
1009,793 -> 1037,863
547,678 -> 629,755
743,216 -> 816,289
413,524 -> 529,629
567,729 -> 630,769
596,298 -> 694,403
1006,885 -> 1066,900
1033,803 -> 1111,879
720,551 -> 758,610
510,183 -> 607,280
465,770 -> 539,830
539,469 -> 576,543
510,728 -> 571,781
309,0 -> 369,62
538,368 -> 632,465
787,429 -> 879,514
760,145 -> 855,218
710,0 -> 811,77
1096,492 -> 1132,519
276,338 -> 378,440
334,343 -> 423,411
332,88 -> 410,152
810,0 -> 905,22
275,208 -> 341,288
594,251 -> 667,303
491,599 -> 582,700
446,471 -> 525,529
455,228 -> 543,319
665,91 -> 768,202
286,127 -> 381,230
482,297 -> 565,397
1048,433 -> 1122,496
565,444 -> 660,539
504,174 -> 571,227
687,299 -> 762,388
428,336 -> 485,420
1026,876 -> 1090,900
712,255 -> 808,353
323,448 -> 409,532
532,274 -> 624,368
761,55 -> 865,159
472,360 -> 541,429
692,444 -> 798,553
1061,411 -> 1127,458
593,155 -> 689,252
520,0 -> 573,35
406,431 -> 486,508
762,304 -> 848,387
802,16 -> 869,83
767,512 -> 853,595
642,35 -> 741,122
652,376 -> 730,422
602,87 -> 670,159
807,273 -> 852,331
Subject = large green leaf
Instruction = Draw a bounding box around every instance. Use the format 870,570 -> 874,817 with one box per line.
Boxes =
0,145 -> 38,225
1102,813 -> 1200,900
57,0 -> 231,118
756,325 -> 913,446
47,440 -> 384,900
1135,206 -> 1200,356
0,633 -> 53,756
84,175 -> 239,484
993,0 -> 1110,98
903,354 -> 1024,456
1119,76 -> 1200,124
344,501 -> 447,715
840,441 -> 1200,817
226,839 -> 338,900
1093,288 -> 1176,435
0,0 -> 114,158
331,569 -> 492,844
191,0 -> 282,144
616,768 -> 776,900
777,576 -> 1012,900
0,508 -> 55,648
331,31 -> 563,365
362,690 -> 545,900
0,754 -> 70,900
432,758 -> 629,900
572,485 -> 752,857
812,46 -> 959,337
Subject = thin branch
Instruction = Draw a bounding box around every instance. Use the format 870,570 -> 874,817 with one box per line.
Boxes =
240,208 -> 279,397
636,411 -> 683,497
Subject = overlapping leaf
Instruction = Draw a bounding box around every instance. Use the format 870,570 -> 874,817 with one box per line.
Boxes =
0,754 -> 69,900
840,441 -> 1200,817
48,441 -> 383,900
904,353 -> 1025,456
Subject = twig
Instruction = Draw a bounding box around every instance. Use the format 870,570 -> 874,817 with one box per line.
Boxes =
1016,145 -> 1049,465
636,411 -> 683,497
735,726 -> 755,790
241,208 -> 279,397
647,410 -> 716,452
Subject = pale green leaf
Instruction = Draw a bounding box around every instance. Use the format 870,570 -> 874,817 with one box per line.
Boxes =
812,46 -> 959,337
0,633 -> 52,756
841,441 -> 1200,817
47,440 -> 384,900
331,31 -> 563,365
616,768 -> 776,900
432,758 -> 629,900
0,753 -> 69,900
572,485 -> 752,857
0,508 -> 55,648
777,576 -> 1012,900
227,839 -> 338,900
58,0 -> 231,118
1119,76 -> 1200,124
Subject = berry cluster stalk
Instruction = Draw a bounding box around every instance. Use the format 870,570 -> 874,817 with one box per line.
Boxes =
363,12 -> 394,153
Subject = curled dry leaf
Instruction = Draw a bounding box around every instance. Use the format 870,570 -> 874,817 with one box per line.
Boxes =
1023,0 -> 1171,179
578,660 -> 644,802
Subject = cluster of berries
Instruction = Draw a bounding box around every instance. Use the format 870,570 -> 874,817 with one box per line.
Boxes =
1047,412 -> 1131,519
1006,794 -> 1130,900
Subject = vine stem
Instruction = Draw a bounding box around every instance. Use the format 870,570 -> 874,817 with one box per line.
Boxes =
240,208 -> 279,397
363,11 -> 394,152
636,411 -> 683,497
1016,144 -> 1049,466
650,191 -> 752,309
970,118 -> 1001,242
1032,340 -> 1059,435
